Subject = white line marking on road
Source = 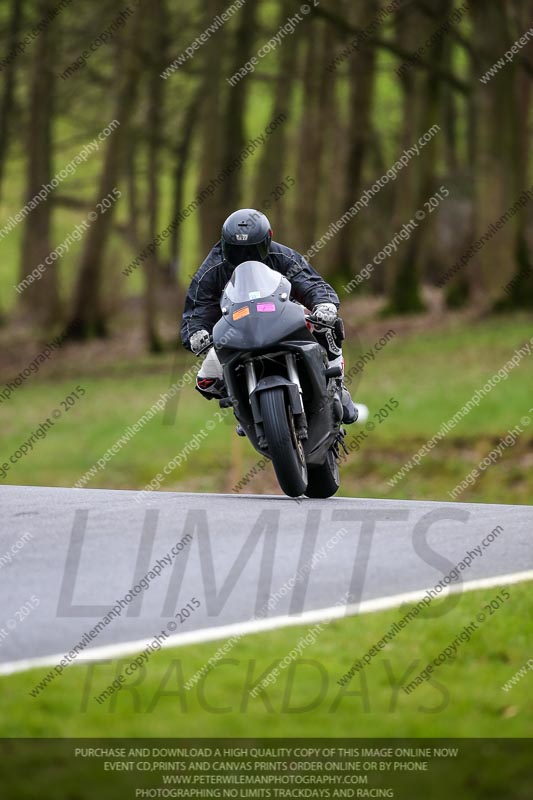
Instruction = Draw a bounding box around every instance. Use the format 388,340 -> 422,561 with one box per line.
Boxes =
1,569 -> 532,677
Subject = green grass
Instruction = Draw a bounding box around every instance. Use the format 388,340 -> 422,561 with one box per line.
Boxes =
351,315 -> 533,436
1,584 -> 531,737
341,314 -> 533,504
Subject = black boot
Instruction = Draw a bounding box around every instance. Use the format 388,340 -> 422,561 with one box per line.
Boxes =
338,381 -> 358,424
195,377 -> 227,400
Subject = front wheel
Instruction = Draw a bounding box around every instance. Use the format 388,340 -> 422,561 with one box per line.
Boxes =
259,387 -> 308,497
304,448 -> 340,498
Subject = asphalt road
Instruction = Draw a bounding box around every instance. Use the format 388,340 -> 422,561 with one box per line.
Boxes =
0,485 -> 531,673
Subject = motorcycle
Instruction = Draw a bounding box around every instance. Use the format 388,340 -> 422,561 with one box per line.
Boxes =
199,260 -> 348,499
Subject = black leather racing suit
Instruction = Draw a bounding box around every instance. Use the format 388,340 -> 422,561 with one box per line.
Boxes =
181,240 -> 341,360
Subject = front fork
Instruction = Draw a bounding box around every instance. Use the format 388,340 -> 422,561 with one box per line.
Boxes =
286,353 -> 303,401
245,355 -> 308,443
245,354 -> 303,397
244,360 -> 257,395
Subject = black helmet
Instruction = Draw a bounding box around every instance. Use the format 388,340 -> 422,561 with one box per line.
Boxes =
221,209 -> 272,266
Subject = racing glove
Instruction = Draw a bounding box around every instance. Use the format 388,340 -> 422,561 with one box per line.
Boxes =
312,303 -> 338,325
189,329 -> 211,354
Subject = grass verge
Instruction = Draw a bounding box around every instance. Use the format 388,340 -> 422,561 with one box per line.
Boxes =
2,584 -> 531,737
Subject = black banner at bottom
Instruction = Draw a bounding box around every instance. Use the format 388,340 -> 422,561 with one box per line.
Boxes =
0,739 -> 531,799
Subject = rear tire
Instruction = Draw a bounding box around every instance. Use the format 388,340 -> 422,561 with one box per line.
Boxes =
304,448 -> 340,498
260,387 -> 308,498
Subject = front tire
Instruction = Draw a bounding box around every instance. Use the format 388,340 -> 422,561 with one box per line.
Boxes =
260,387 -> 308,497
304,448 -> 340,498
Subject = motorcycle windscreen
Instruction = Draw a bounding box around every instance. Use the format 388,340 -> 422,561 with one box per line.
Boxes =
223,261 -> 283,304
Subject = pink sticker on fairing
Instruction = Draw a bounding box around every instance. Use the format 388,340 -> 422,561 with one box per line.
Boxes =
257,303 -> 276,312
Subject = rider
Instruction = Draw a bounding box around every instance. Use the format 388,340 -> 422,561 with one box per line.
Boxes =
181,209 -> 358,424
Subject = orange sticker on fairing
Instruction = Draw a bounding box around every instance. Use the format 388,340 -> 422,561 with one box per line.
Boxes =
233,306 -> 250,320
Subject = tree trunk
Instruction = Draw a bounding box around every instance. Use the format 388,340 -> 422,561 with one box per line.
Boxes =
442,81 -> 459,174
498,0 -> 533,309
292,20 -> 334,254
196,0 -> 229,251
335,0 -> 378,283
169,83 -> 204,290
467,0 -> 519,311
220,0 -> 259,214
125,133 -> 141,252
253,0 -> 302,232
312,22 -> 340,280
142,0 -> 167,353
64,5 -> 143,340
386,1 -> 450,314
19,0 -> 60,327
0,0 -> 23,204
